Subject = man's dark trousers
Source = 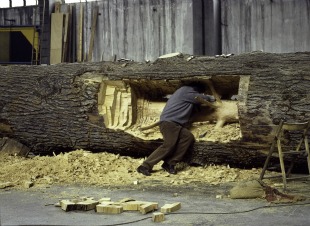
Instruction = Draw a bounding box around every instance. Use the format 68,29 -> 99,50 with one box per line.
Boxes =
142,121 -> 194,170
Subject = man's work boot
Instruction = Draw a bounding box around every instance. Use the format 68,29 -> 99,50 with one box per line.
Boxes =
137,165 -> 151,176
161,162 -> 177,174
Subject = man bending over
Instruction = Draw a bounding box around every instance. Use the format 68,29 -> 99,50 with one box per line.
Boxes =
137,82 -> 215,176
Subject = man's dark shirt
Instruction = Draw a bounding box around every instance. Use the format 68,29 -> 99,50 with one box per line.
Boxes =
160,86 -> 215,125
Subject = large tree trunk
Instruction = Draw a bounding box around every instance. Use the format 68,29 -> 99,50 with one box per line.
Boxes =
0,52 -> 309,168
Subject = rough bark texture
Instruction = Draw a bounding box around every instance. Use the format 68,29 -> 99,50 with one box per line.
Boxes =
0,52 -> 309,168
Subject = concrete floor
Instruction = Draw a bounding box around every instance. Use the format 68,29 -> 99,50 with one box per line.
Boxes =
1,182 -> 310,226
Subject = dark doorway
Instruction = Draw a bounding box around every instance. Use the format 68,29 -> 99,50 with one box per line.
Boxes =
10,31 -> 33,63
0,29 -> 37,65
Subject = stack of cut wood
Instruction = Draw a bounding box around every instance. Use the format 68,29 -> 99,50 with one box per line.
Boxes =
56,196 -> 181,222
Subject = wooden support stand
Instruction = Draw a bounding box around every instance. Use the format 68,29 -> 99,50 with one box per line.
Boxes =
260,120 -> 310,190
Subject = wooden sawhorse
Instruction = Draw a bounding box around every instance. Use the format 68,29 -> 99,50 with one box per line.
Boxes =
260,120 -> 310,190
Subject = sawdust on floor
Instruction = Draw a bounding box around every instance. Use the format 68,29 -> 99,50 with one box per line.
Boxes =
0,149 -> 278,190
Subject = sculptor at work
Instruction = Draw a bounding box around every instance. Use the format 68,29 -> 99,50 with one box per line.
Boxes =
137,82 -> 216,176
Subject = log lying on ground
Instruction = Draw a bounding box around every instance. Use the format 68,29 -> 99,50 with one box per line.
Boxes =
0,51 -> 309,168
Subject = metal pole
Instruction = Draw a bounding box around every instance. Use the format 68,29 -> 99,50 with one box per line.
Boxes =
31,4 -> 36,65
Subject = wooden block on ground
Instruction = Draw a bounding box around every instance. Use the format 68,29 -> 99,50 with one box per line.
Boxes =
96,201 -> 115,212
98,197 -> 112,203
112,202 -> 121,206
152,212 -> 165,222
160,202 -> 181,213
76,200 -> 99,211
140,203 -> 155,215
121,201 -> 145,211
101,205 -> 123,214
122,200 -> 159,211
118,197 -> 135,203
70,199 -> 80,204
60,200 -> 77,212
148,202 -> 159,210
84,196 -> 95,201
96,203 -> 112,213
100,201 -> 115,205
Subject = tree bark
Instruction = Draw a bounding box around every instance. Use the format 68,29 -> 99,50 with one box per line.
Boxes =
0,52 -> 309,168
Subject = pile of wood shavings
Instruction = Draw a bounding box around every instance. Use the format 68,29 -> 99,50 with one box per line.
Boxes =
0,149 -> 266,190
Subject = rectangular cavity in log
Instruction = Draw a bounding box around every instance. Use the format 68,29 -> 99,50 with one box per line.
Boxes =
97,77 -> 243,143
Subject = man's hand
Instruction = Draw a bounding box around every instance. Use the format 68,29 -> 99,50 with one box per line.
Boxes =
195,96 -> 218,109
207,95 -> 216,102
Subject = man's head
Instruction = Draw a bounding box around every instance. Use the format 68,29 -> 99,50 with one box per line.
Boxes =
187,81 -> 206,93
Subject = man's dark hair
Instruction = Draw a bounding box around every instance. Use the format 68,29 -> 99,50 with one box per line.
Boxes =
187,81 -> 206,93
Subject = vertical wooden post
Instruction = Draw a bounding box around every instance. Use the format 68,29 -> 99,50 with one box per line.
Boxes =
55,2 -> 61,13
62,12 -> 69,62
88,5 -> 99,62
71,4 -> 77,62
50,13 -> 65,64
67,5 -> 73,62
77,4 -> 84,62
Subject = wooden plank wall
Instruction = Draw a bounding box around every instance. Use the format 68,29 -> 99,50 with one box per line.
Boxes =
50,0 -> 310,64
221,0 -> 310,54
57,0 -> 199,63
0,6 -> 40,26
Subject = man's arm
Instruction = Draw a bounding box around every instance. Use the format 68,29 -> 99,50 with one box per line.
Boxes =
198,94 -> 216,102
194,96 -> 218,109
183,87 -> 216,104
